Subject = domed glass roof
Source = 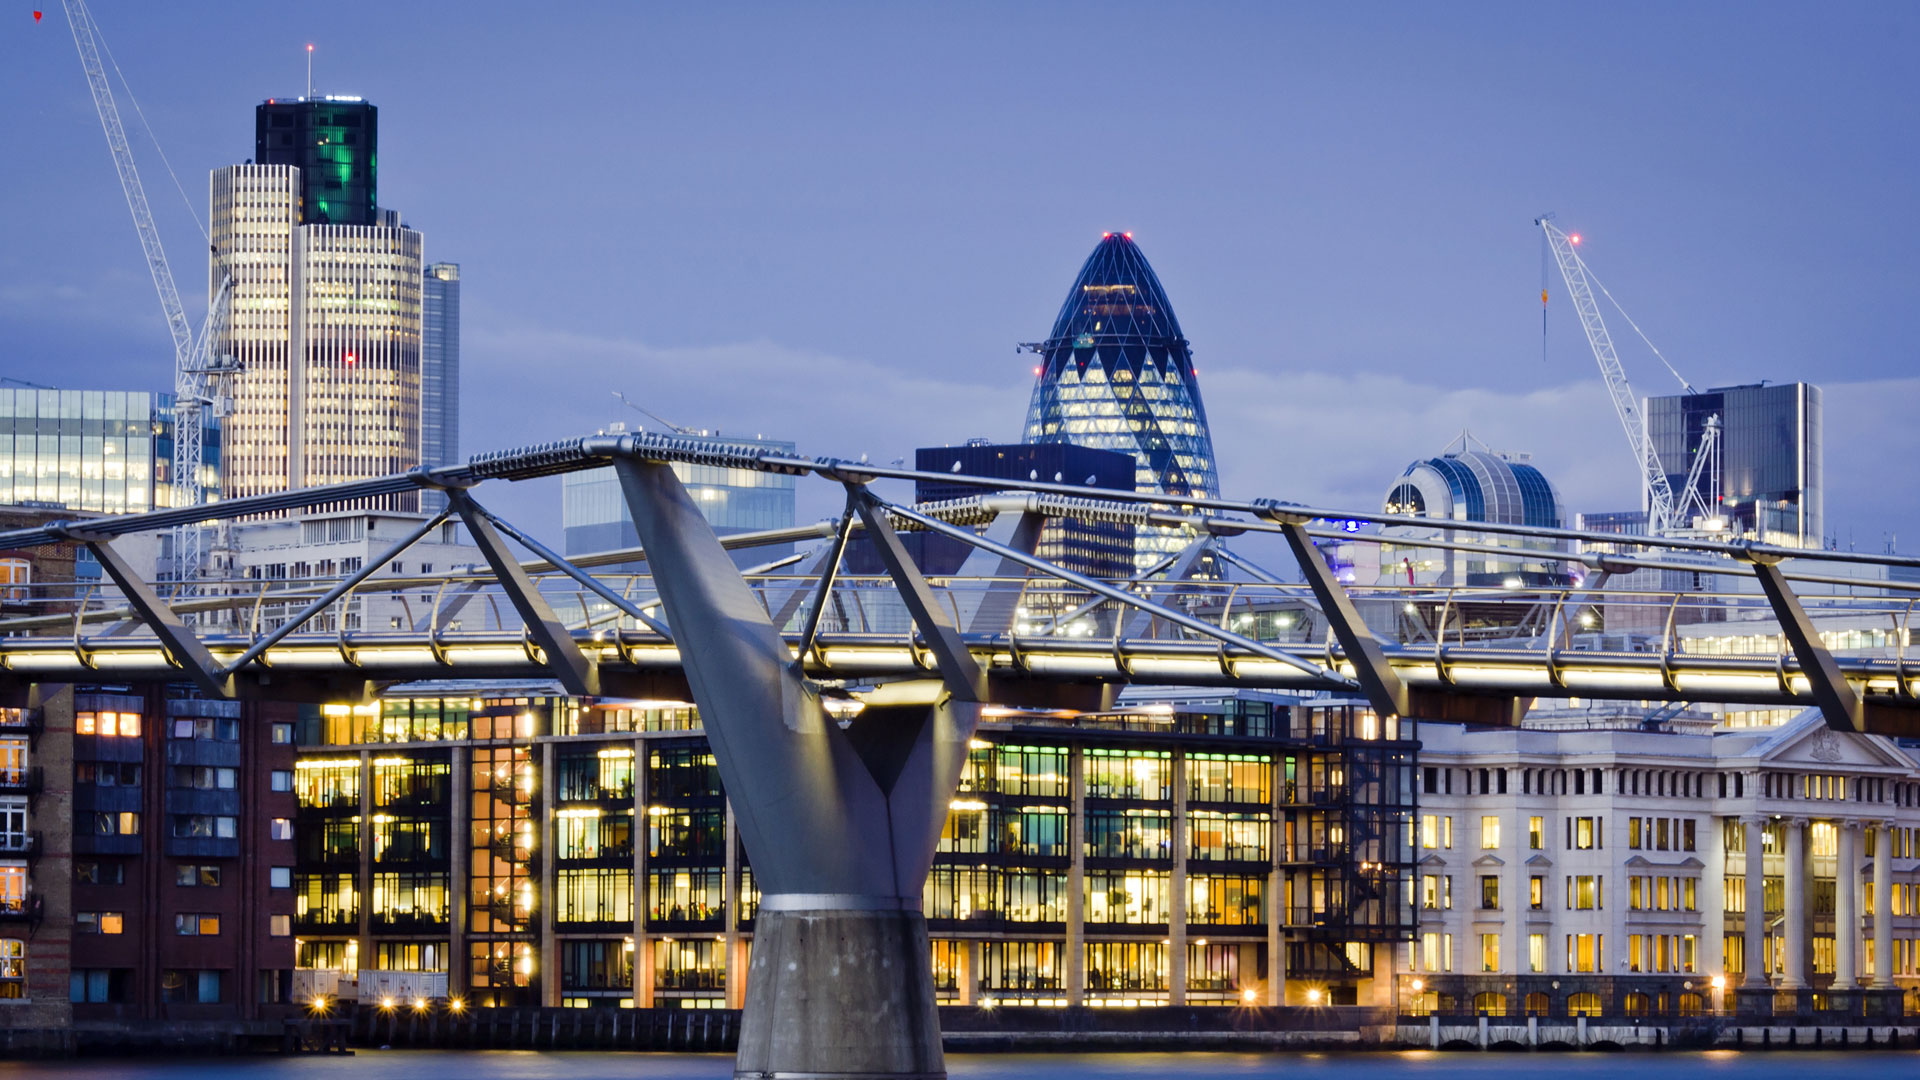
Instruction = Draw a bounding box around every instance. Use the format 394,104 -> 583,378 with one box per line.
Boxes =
1023,234 -> 1220,572
1385,442 -> 1563,529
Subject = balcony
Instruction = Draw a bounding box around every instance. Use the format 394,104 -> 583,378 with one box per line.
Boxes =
0,833 -> 40,857
0,767 -> 40,795
0,894 -> 41,922
0,710 -> 42,735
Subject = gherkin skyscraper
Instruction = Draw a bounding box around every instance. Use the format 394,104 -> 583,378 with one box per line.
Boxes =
1023,233 -> 1220,572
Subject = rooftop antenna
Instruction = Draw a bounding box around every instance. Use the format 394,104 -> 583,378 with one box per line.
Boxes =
305,43 -> 312,100
611,389 -> 696,435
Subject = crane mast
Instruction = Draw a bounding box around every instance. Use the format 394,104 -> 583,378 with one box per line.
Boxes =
1536,216 -> 1678,534
64,0 -> 229,582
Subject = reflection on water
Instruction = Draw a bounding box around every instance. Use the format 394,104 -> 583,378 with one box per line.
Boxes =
0,1050 -> 1909,1080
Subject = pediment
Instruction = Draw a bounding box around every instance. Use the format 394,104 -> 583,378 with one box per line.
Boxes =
1755,712 -> 1913,771
1525,853 -> 1554,868
1624,854 -> 1705,871
1472,853 -> 1505,868
1419,853 -> 1449,868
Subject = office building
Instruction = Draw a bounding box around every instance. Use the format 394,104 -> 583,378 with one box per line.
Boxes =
561,427 -> 795,563
0,389 -> 219,516
1647,382 -> 1822,547
205,510 -> 478,635
843,440 -> 1136,579
288,683 -> 1417,1010
420,263 -> 461,513
0,687 -> 299,1028
255,97 -> 378,227
214,98 -> 424,510
1395,707 -> 1920,1017
1022,233 -> 1220,573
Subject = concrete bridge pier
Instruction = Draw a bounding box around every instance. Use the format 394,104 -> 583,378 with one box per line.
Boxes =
616,453 -> 989,1079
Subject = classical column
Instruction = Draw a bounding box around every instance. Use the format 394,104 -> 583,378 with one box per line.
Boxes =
1703,815 -> 1726,972
1066,746 -> 1086,1007
1168,752 -> 1188,1006
1872,820 -> 1894,989
1780,817 -> 1809,989
1834,819 -> 1859,989
1742,817 -> 1768,989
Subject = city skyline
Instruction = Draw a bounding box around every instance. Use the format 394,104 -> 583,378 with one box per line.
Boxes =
5,4 -> 1918,551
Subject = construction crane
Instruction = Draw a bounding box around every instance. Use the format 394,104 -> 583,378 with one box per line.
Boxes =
1536,215 -> 1717,536
63,0 -> 232,582
1674,413 -> 1723,532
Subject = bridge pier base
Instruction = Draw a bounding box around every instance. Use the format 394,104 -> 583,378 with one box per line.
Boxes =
736,903 -> 943,1080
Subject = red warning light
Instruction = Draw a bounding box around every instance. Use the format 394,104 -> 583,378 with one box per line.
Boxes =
1102,232 -> 1111,239
307,43 -> 314,52
344,352 -> 357,366
1123,232 -> 1132,240
1569,233 -> 1581,245
33,11 -> 43,22
1032,366 -> 1042,376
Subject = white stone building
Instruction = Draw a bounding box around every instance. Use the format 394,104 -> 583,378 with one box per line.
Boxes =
1394,707 -> 1920,1017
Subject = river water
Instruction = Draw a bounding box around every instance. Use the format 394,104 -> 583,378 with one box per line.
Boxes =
0,1051 -> 1910,1080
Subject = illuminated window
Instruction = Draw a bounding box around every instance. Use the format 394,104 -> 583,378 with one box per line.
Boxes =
1481,816 -> 1500,849
75,711 -> 141,738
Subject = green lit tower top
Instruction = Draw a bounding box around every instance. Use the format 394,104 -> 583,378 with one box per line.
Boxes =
255,96 -> 378,226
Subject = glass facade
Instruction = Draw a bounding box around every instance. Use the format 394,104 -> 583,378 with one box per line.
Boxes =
293,687 -> 1417,1009
844,441 -> 1136,580
0,389 -> 219,515
1022,234 -> 1219,573
1376,438 -> 1570,588
420,263 -> 461,513
1647,382 -> 1822,546
562,430 -> 796,561
255,98 -> 379,227
0,389 -> 154,513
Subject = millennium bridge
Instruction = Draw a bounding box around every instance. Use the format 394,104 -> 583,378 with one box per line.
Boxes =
5,430 -> 1920,1077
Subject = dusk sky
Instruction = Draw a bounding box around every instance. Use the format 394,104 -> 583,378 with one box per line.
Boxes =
5,3 -> 1916,550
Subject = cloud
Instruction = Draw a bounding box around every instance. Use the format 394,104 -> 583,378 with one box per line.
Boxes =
1203,369 -> 1638,516
462,321 -> 1920,554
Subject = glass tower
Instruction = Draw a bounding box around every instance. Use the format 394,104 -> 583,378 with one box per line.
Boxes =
1646,382 -> 1822,547
213,97 -> 425,512
1022,233 -> 1219,572
420,263 -> 461,512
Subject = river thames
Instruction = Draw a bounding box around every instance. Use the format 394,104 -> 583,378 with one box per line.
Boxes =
0,1051 -> 1911,1080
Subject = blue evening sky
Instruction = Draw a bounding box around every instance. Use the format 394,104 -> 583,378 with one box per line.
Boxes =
3,3 -> 1916,549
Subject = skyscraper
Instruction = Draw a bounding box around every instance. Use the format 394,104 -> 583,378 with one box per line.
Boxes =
213,98 -> 424,510
1022,233 -> 1219,572
420,263 -> 461,512
1646,382 -> 1822,547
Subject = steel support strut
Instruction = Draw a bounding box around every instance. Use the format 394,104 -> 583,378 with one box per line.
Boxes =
883,499 -> 1341,683
1258,507 -> 1409,720
69,531 -> 229,698
1737,547 -> 1863,732
612,456 -> 955,1080
447,489 -> 598,696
